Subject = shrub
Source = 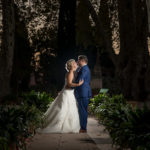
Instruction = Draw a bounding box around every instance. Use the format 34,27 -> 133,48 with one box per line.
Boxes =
0,104 -> 41,150
89,93 -> 109,113
22,90 -> 54,113
89,93 -> 150,150
0,90 -> 54,150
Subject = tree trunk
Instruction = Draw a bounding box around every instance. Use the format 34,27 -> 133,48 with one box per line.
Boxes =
146,0 -> 150,33
10,5 -> 32,96
118,0 -> 149,100
91,50 -> 102,91
57,0 -> 76,89
0,1 -> 2,51
82,0 -> 118,67
76,0 -> 93,49
0,0 -> 15,100
84,0 -> 149,101
98,0 -> 112,49
57,0 -> 76,57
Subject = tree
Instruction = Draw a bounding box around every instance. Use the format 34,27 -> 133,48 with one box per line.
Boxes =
117,0 -> 149,100
0,0 -> 15,100
83,0 -> 149,101
82,0 -> 118,66
15,0 -> 60,95
10,5 -> 33,96
57,0 -> 76,88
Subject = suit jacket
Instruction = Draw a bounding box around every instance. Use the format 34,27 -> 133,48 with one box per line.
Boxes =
75,65 -> 92,99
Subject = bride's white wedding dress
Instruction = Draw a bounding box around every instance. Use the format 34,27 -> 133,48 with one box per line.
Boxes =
37,79 -> 80,133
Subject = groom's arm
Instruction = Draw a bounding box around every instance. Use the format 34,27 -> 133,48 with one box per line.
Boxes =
77,68 -> 88,82
65,72 -> 84,89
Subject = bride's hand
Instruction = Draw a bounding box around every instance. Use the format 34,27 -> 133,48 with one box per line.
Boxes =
78,80 -> 84,86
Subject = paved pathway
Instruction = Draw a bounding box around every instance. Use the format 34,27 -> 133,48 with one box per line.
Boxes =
87,117 -> 116,150
27,117 -> 117,150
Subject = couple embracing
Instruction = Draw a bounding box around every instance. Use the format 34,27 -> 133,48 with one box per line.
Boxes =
37,55 -> 92,133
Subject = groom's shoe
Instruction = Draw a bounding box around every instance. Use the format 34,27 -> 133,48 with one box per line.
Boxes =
79,129 -> 87,133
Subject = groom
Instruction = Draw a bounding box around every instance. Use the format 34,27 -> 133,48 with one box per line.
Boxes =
75,55 -> 92,133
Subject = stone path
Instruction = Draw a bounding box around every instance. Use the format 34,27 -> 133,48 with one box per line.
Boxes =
27,117 -> 117,150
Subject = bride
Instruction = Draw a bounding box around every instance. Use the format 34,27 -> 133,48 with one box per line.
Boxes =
37,59 -> 83,133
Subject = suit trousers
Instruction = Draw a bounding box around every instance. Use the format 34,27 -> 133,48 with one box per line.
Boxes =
76,97 -> 89,130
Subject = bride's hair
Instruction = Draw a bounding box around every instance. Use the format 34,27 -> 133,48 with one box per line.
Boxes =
65,59 -> 75,72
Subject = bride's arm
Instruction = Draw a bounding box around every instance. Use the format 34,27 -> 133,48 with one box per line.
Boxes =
67,72 -> 83,87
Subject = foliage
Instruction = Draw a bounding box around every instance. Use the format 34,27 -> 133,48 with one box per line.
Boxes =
90,93 -> 150,150
14,0 -> 60,94
0,104 -> 41,150
22,90 -> 54,113
0,90 -> 53,150
89,93 -> 109,113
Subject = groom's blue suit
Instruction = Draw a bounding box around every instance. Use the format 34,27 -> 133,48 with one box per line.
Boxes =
75,65 -> 92,130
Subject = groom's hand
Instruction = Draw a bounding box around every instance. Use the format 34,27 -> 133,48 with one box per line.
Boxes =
65,85 -> 70,89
